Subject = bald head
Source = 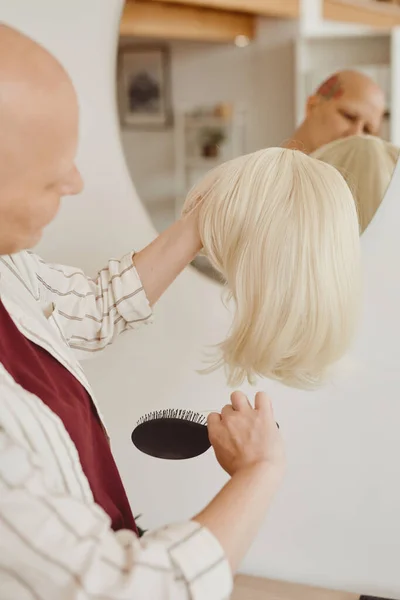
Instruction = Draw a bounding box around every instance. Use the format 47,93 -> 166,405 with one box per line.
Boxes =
317,70 -> 384,104
0,25 -> 82,254
0,23 -> 67,86
286,69 -> 386,154
316,69 -> 385,126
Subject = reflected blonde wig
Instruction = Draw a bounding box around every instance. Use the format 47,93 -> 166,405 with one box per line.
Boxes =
183,148 -> 361,389
311,134 -> 400,234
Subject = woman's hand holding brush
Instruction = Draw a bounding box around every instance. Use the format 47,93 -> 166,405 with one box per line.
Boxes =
193,391 -> 285,574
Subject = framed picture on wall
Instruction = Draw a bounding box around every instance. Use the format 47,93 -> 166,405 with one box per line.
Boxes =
118,44 -> 172,130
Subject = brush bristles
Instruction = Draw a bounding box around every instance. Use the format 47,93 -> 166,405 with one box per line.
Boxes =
136,408 -> 208,427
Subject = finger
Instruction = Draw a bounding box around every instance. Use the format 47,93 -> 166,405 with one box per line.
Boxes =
254,392 -> 279,429
254,391 -> 272,414
221,404 -> 234,420
207,412 -> 221,432
207,414 -> 222,446
231,391 -> 252,412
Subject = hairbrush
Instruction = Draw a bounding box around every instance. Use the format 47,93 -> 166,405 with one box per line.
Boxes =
131,408 -> 280,461
131,408 -> 211,460
359,597 -> 397,600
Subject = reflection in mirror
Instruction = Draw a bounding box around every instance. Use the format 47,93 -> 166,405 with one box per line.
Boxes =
118,36 -> 400,285
311,135 -> 400,234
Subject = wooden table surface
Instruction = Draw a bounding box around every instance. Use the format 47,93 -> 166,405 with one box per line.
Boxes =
232,574 -> 359,600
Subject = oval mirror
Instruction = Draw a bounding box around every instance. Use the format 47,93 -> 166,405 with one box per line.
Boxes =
117,35 -> 399,285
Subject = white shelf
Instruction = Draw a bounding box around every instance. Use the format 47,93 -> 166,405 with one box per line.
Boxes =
300,28 -> 390,39
184,116 -> 232,128
185,157 -> 223,169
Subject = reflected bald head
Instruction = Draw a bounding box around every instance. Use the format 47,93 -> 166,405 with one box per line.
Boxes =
286,68 -> 386,154
0,24 -> 83,254
316,70 -> 385,119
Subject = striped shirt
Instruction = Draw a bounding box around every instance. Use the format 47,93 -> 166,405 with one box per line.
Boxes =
0,250 -> 233,600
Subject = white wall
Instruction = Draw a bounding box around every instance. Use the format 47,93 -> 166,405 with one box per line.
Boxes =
2,1 -> 400,598
121,18 -> 297,206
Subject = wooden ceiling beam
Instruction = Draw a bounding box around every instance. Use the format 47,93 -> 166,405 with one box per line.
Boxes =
141,0 -> 300,18
324,0 -> 400,28
120,1 -> 256,42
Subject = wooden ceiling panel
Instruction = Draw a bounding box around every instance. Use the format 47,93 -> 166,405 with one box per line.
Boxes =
120,0 -> 255,42
142,0 -> 300,18
324,0 -> 400,28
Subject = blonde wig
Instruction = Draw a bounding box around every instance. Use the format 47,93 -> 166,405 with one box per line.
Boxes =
182,148 -> 361,389
311,134 -> 400,234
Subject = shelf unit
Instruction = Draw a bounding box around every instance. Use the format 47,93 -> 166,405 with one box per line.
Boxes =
173,108 -> 247,218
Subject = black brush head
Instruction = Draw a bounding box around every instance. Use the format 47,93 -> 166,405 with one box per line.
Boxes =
131,409 -> 211,460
